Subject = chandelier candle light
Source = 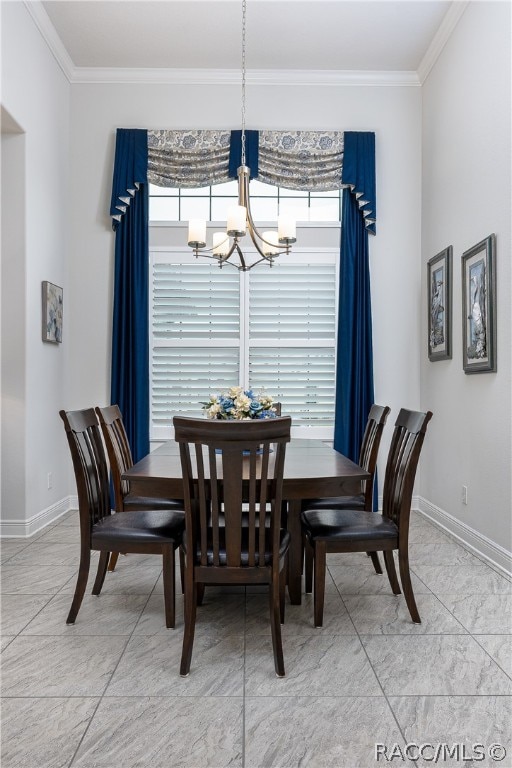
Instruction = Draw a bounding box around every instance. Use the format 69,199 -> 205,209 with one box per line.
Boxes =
187,0 -> 296,271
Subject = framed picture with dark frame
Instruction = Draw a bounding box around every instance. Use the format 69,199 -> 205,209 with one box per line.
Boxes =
462,234 -> 496,374
428,246 -> 452,361
42,281 -> 63,344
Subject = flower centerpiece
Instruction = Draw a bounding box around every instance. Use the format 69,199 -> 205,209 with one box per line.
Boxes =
201,386 -> 277,420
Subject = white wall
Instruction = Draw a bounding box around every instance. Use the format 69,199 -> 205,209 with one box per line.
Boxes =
69,81 -> 422,481
420,2 -> 511,560
0,2 -> 71,534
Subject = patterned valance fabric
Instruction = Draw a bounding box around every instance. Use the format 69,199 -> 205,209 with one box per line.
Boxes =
258,131 -> 345,192
147,130 -> 231,188
111,128 -> 376,233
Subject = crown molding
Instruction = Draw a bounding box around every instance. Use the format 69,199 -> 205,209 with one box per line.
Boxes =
23,0 -> 75,81
28,0 -> 475,89
71,67 -> 420,87
417,0 -> 469,85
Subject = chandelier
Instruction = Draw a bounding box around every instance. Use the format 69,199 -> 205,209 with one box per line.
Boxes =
187,0 -> 296,271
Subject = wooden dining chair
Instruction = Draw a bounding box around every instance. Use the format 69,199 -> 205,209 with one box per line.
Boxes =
174,415 -> 292,677
302,403 -> 391,574
302,408 -> 433,627
61,408 -> 185,628
95,404 -> 185,573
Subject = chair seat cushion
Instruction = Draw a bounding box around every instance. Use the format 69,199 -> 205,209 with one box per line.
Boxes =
191,528 -> 290,566
301,509 -> 398,543
123,494 -> 184,512
92,509 -> 185,547
303,495 -> 365,512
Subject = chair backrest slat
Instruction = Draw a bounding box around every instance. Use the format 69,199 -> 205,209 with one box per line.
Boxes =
358,404 -> 391,509
382,408 -> 433,530
60,408 -> 111,538
174,416 -> 291,571
95,405 -> 134,510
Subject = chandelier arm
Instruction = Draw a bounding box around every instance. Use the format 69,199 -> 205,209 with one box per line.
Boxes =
245,206 -> 289,255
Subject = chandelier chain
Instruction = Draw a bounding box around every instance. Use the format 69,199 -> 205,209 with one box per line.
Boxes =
241,0 -> 247,166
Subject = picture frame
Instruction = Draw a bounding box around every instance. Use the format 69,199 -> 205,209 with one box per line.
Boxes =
42,281 -> 63,344
427,246 -> 452,361
462,234 -> 496,374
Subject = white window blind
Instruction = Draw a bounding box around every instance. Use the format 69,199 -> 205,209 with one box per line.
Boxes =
150,249 -> 338,440
249,264 -> 336,427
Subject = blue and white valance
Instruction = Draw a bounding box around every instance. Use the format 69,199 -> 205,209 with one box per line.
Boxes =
147,130 -> 231,188
111,128 -> 376,234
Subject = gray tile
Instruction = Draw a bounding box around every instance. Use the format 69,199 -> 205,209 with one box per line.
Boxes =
245,592 -> 357,636
6,541 -> 94,567
1,634 -> 127,696
436,594 -> 512,634
0,540 -> 31,563
0,697 -> 98,768
106,634 -> 244,696
0,593 -> 52,635
53,510 -> 80,526
413,564 -> 512,595
58,563 -> 163,596
244,635 -> 381,697
35,525 -> 82,544
344,594 -> 467,634
1,564 -> 78,594
406,542 -> 478,566
22,593 -> 148,635
408,523 -> 453,545
475,635 -> 512,677
389,696 -> 512,767
362,635 -> 512,696
245,696 -> 408,768
330,564 -> 430,595
133,593 -> 185,635
325,552 -> 380,567
1,635 -> 15,651
73,696 -> 243,768
181,593 -> 246,637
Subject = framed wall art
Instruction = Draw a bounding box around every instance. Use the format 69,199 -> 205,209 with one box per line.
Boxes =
428,246 -> 452,361
42,281 -> 63,344
462,234 -> 496,373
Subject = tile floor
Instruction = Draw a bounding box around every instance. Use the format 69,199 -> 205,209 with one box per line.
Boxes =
1,510 -> 511,768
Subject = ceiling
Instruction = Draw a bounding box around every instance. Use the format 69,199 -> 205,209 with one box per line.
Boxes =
40,0 -> 455,74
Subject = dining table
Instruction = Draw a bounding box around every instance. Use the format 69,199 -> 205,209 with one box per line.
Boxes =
122,438 -> 370,605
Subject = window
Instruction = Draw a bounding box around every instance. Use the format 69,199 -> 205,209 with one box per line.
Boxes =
149,182 -> 342,224
150,249 -> 338,441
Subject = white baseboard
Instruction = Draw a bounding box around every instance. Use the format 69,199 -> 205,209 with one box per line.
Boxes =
416,496 -> 512,578
0,495 -> 77,538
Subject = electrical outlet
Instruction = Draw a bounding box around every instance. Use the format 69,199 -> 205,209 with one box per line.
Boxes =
47,472 -> 53,490
462,485 -> 468,505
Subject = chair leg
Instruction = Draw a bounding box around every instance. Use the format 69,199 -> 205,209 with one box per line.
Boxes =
304,537 -> 313,594
383,550 -> 401,595
92,551 -> 110,596
398,548 -> 421,624
66,549 -> 91,624
180,577 -> 198,677
368,551 -> 383,574
269,573 -> 285,677
196,583 -> 205,606
179,547 -> 185,594
279,558 -> 287,625
162,545 -> 176,629
313,541 -> 326,628
108,552 -> 120,572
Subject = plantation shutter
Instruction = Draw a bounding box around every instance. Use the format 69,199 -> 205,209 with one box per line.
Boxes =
151,260 -> 240,436
248,263 -> 336,426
